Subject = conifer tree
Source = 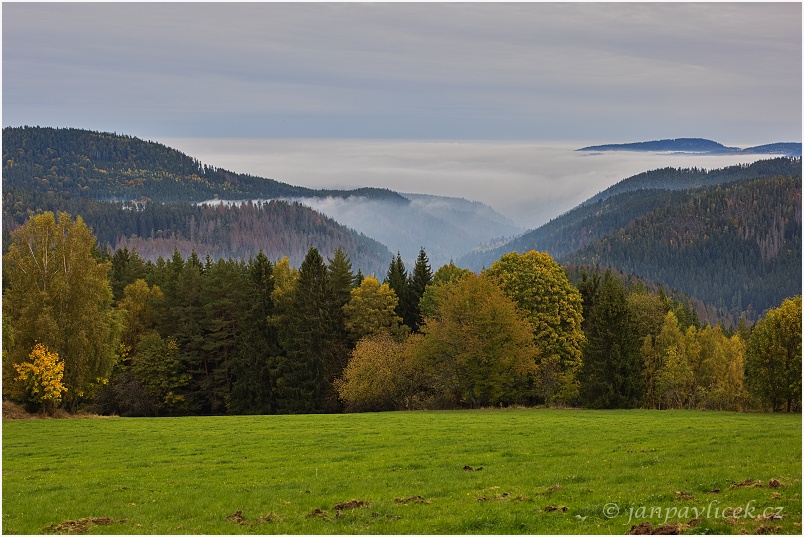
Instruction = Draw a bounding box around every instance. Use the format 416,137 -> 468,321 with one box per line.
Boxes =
385,253 -> 411,329
408,248 -> 433,331
579,272 -> 643,408
230,252 -> 280,414
110,247 -> 146,302
166,251 -> 206,413
328,248 -> 354,309
326,248 -> 354,387
199,258 -> 247,414
277,247 -> 341,413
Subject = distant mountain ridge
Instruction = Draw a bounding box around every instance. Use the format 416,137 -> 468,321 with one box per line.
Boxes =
459,158 -> 801,267
583,158 -> 801,205
459,158 -> 802,323
2,126 -> 405,203
2,126 -> 519,268
564,175 -> 801,323
578,137 -> 801,157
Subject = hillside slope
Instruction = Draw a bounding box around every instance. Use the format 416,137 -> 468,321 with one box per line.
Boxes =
3,126 -> 518,266
290,193 -> 521,267
459,161 -> 801,322
583,158 -> 800,205
564,175 -> 801,320
2,187 -> 393,276
459,158 -> 801,269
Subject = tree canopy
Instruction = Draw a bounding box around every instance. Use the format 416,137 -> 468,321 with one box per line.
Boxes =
483,250 -> 585,405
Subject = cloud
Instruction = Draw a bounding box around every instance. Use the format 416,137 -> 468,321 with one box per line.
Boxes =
161,138 -> 780,229
3,2 -> 801,141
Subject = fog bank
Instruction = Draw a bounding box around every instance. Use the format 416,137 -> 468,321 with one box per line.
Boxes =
164,138 -> 780,229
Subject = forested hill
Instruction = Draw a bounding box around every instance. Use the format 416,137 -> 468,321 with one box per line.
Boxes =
459,163 -> 801,323
578,138 -> 801,156
583,158 -> 801,205
2,126 -> 403,202
580,138 -> 736,153
460,158 -> 800,268
564,175 -> 801,322
2,126 -> 520,267
2,187 -> 393,276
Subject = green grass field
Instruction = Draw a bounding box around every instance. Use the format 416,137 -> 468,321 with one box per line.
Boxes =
2,409 -> 801,534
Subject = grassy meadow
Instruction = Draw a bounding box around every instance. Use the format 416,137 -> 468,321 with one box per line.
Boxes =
2,409 -> 801,534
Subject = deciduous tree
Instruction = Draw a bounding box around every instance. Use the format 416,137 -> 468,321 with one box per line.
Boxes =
483,251 -> 584,405
3,212 -> 118,408
746,296 -> 802,412
414,274 -> 538,408
14,344 -> 67,413
342,276 -> 403,342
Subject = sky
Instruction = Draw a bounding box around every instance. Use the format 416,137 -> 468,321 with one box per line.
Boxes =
2,2 -> 802,227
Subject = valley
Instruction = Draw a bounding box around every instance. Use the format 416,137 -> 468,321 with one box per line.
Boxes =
3,126 -> 801,324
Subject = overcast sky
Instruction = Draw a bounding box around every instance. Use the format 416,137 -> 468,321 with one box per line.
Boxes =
3,2 -> 801,143
2,2 -> 801,228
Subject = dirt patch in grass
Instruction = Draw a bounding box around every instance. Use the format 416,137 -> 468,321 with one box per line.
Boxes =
334,499 -> 370,511
541,504 -> 568,512
395,495 -> 430,504
674,490 -> 694,501
225,510 -> 279,526
730,478 -> 764,489
754,525 -> 782,535
307,508 -> 329,518
768,478 -> 782,488
45,517 -> 123,534
225,511 -> 247,525
463,465 -> 483,471
535,484 -> 562,495
628,518 -> 701,535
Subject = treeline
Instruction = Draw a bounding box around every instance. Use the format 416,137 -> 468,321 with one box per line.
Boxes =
2,187 -> 391,276
3,212 -> 801,416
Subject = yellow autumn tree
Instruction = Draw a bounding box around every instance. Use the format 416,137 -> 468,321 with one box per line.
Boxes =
3,212 -> 119,409
15,344 -> 68,412
483,250 -> 584,405
342,276 -> 403,341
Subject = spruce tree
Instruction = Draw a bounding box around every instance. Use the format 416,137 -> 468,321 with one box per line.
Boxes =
111,247 -> 146,302
277,247 -> 341,413
168,251 -> 206,413
408,248 -> 433,331
200,258 -> 247,414
327,248 -> 354,311
384,252 -> 415,330
579,271 -> 643,408
385,253 -> 410,328
230,252 -> 280,414
327,247 -> 354,383
353,269 -> 365,288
